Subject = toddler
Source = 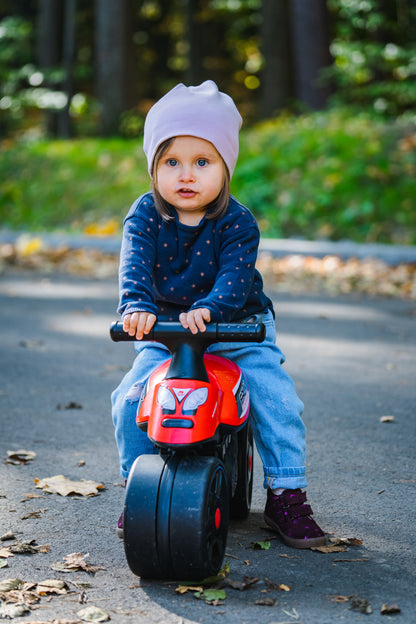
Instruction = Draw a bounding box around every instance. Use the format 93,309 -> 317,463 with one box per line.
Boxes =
112,81 -> 326,549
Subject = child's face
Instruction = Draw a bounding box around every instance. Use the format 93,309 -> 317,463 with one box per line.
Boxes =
155,136 -> 226,225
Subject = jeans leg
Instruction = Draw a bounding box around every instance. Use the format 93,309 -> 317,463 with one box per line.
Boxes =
207,311 -> 307,490
111,342 -> 170,479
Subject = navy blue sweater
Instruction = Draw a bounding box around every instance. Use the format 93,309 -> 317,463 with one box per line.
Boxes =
118,192 -> 273,322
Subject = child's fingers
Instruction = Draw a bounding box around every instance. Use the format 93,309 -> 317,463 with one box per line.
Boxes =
179,308 -> 211,334
122,312 -> 156,339
135,312 -> 156,340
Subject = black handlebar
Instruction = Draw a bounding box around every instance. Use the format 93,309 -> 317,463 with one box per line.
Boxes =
110,321 -> 266,344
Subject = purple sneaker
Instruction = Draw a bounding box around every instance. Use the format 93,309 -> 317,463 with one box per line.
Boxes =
117,512 -> 124,539
264,489 -> 326,549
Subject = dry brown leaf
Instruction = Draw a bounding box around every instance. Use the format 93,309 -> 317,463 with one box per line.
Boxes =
0,547 -> 14,558
278,583 -> 291,592
51,552 -> 105,574
328,536 -> 363,546
176,584 -> 203,594
37,579 -> 68,595
311,544 -> 347,553
225,575 -> 259,591
255,597 -> 276,606
380,415 -> 395,423
0,578 -> 23,592
9,539 -> 49,554
21,508 -> 48,520
381,603 -> 401,615
330,595 -> 350,602
0,531 -> 15,541
6,449 -> 36,464
34,474 -> 105,497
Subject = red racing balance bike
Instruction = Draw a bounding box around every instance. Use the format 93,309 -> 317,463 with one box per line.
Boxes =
110,320 -> 265,581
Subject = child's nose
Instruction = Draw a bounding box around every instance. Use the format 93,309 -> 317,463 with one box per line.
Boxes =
179,165 -> 195,181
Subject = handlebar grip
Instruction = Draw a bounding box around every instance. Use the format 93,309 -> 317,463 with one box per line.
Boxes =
110,321 -> 266,343
216,323 -> 266,343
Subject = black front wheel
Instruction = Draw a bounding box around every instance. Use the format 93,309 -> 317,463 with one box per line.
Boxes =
124,453 -> 229,580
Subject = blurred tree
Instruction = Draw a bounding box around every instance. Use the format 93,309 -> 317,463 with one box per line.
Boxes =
289,0 -> 332,110
95,0 -> 138,135
260,0 -> 332,117
260,0 -> 293,116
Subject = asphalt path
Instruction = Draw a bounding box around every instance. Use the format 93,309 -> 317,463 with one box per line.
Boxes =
0,269 -> 415,623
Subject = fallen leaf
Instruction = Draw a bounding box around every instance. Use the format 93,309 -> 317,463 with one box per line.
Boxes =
0,559 -> 8,568
6,449 -> 36,465
21,508 -> 48,519
278,583 -> 291,592
350,595 -> 372,614
21,493 -> 44,502
176,585 -> 203,595
77,605 -> 111,622
194,588 -> 226,604
0,547 -> 14,558
178,563 -> 230,587
51,552 -> 105,574
34,475 -> 105,497
0,602 -> 30,618
251,540 -> 271,550
0,578 -> 23,592
380,415 -> 395,423
311,544 -> 347,553
328,536 -> 363,546
37,579 -> 68,595
330,595 -> 350,602
0,531 -> 15,541
381,603 -> 401,615
255,597 -> 276,606
9,539 -> 49,554
225,575 -> 259,591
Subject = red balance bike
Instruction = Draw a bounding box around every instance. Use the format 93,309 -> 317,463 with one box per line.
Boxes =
110,320 -> 265,581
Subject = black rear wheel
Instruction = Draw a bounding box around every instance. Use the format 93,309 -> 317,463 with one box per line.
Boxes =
230,421 -> 253,519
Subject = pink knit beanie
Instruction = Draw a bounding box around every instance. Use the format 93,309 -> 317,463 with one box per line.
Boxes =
143,80 -> 242,178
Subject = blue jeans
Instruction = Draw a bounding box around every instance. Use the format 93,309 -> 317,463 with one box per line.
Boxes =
111,310 -> 307,490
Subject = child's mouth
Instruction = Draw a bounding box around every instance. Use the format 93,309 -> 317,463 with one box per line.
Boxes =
178,188 -> 196,197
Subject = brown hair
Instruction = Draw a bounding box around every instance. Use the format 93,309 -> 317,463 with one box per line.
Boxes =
151,138 -> 230,222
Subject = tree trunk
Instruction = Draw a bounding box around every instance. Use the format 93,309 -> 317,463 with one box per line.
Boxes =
36,0 -> 63,136
95,0 -> 137,135
260,0 -> 294,118
58,0 -> 76,138
289,0 -> 332,110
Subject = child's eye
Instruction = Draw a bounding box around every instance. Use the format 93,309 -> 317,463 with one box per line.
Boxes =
167,158 -> 178,167
197,158 -> 208,167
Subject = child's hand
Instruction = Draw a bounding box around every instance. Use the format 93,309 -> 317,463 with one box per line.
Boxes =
123,312 -> 157,340
179,308 -> 211,334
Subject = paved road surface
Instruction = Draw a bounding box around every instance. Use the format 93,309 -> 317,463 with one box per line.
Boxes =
0,269 -> 415,623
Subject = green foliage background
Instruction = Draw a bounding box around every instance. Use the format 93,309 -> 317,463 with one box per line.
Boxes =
1,110 -> 415,244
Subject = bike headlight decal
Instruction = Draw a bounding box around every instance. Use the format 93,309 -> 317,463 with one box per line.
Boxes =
182,387 -> 209,411
157,385 -> 176,411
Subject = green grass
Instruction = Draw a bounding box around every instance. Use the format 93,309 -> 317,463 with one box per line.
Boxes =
1,109 -> 415,243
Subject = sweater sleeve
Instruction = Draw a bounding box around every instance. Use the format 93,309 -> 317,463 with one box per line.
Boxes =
117,195 -> 159,318
189,216 -> 260,322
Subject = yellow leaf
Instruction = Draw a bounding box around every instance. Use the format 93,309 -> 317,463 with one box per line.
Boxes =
16,235 -> 43,257
83,219 -> 119,237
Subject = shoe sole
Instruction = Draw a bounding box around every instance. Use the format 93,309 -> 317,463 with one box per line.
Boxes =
264,512 -> 327,549
116,527 -> 124,539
